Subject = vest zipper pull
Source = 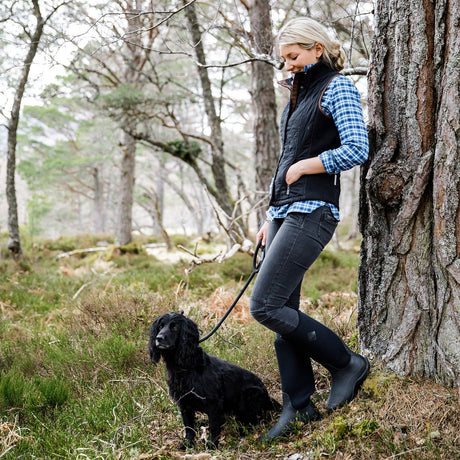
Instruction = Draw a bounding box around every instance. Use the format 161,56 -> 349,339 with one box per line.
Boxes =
334,174 -> 337,186
286,184 -> 290,195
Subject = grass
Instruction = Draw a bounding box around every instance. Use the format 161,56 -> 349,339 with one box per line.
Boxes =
0,232 -> 459,459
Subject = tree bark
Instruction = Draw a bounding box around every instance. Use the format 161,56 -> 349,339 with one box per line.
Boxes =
249,0 -> 279,225
116,0 -> 142,245
117,127 -> 136,245
359,0 -> 459,389
182,1 -> 250,247
151,155 -> 165,236
183,1 -> 232,215
6,0 -> 44,258
93,166 -> 106,233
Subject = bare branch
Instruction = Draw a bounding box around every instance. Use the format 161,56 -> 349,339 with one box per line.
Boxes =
177,240 -> 250,274
342,66 -> 368,76
194,53 -> 282,69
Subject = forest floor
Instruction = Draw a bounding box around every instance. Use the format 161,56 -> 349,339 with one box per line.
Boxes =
0,232 -> 458,459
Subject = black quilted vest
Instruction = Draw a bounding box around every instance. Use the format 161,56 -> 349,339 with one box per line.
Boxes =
269,62 -> 341,208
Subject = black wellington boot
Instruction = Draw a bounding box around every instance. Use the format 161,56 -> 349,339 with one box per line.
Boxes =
285,311 -> 370,411
263,336 -> 321,441
323,351 -> 370,410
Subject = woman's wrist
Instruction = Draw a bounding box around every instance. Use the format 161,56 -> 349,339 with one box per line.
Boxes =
301,157 -> 326,175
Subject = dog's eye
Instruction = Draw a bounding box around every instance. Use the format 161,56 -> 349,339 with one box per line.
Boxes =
170,322 -> 177,331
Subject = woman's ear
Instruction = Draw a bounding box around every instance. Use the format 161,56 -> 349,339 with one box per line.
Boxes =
315,42 -> 324,59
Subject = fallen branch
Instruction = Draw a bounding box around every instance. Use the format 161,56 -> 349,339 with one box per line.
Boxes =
55,247 -> 107,259
56,243 -> 167,260
177,239 -> 254,274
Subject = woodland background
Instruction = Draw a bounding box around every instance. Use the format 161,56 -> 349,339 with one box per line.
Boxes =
0,0 -> 370,245
1,0 -> 459,459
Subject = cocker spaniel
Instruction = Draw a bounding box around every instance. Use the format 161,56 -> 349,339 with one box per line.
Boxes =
149,312 -> 279,448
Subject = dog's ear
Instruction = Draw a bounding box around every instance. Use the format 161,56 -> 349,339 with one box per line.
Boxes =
148,316 -> 163,365
176,315 -> 200,367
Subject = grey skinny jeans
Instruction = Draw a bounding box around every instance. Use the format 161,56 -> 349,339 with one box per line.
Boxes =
250,206 -> 338,336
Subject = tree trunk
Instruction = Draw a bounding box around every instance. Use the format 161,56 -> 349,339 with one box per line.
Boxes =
358,0 -> 459,389
151,188 -> 172,251
117,128 -> 136,245
249,0 -> 280,226
183,1 -> 246,246
6,0 -> 44,258
93,166 -> 106,233
116,0 -> 142,245
152,155 -> 165,236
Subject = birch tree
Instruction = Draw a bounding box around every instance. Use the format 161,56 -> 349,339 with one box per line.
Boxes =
5,0 -> 46,258
2,0 -> 69,256
248,0 -> 280,225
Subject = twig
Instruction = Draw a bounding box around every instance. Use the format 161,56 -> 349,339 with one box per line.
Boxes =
107,377 -> 156,386
72,279 -> 98,300
217,331 -> 242,349
385,446 -> 426,459
0,446 -> 15,459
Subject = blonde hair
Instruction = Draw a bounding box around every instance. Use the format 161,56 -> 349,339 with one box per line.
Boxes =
277,17 -> 346,72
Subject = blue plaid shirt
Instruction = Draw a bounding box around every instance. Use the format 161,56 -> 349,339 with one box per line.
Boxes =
267,65 -> 368,222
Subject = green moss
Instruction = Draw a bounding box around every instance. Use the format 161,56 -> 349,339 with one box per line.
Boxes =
118,242 -> 145,255
353,419 -> 380,438
329,415 -> 351,440
360,371 -> 396,399
348,332 -> 359,349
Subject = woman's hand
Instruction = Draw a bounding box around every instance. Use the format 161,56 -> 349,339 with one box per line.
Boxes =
285,161 -> 305,185
256,220 -> 270,246
285,157 -> 326,184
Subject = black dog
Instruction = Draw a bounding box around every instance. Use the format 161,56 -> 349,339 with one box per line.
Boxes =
149,312 -> 279,448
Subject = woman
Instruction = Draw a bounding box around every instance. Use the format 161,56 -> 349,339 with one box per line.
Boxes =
250,17 -> 370,440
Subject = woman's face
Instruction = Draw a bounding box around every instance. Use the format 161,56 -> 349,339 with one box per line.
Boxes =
280,43 -> 324,73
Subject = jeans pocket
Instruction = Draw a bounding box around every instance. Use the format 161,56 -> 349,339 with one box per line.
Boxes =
322,206 -> 339,225
318,207 -> 338,246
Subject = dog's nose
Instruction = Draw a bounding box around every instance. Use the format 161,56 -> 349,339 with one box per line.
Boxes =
155,332 -> 168,348
156,332 -> 164,341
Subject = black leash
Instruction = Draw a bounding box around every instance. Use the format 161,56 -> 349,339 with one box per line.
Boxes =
198,241 -> 265,343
